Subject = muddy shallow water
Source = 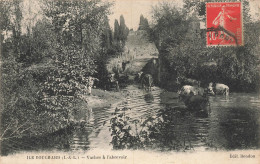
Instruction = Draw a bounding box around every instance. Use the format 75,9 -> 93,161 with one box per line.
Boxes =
2,85 -> 260,155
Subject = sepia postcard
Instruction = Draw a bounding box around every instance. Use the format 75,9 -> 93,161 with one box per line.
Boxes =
0,0 -> 259,163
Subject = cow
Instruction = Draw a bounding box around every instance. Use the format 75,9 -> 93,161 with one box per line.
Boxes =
141,74 -> 153,91
86,76 -> 99,95
107,73 -> 119,91
183,94 -> 210,116
178,85 -> 210,116
134,71 -> 144,82
122,61 -> 130,72
112,65 -> 120,79
176,76 -> 201,87
208,82 -> 229,96
177,85 -> 207,101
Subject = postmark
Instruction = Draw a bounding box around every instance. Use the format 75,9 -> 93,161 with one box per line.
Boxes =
206,2 -> 243,46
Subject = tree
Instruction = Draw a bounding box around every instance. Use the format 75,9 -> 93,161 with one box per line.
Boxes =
101,17 -> 113,51
149,1 -> 260,91
138,14 -> 149,30
114,19 -> 120,43
113,15 -> 129,53
0,0 -> 114,147
119,15 -> 129,46
0,0 -> 41,142
38,0 -> 113,123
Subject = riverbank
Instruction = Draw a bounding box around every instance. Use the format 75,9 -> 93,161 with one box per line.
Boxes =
0,88 -> 126,156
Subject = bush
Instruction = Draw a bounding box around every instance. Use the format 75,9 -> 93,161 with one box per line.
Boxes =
109,106 -> 195,151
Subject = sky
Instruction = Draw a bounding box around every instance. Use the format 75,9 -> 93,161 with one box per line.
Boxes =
107,0 -> 260,30
107,0 -> 183,30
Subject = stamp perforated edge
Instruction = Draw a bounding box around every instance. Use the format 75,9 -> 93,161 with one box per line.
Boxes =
205,1 -> 244,47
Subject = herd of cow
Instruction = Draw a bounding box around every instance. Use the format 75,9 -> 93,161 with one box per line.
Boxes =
134,73 -> 229,116
85,71 -> 154,95
86,72 -> 127,95
86,72 -> 229,116
177,77 -> 229,115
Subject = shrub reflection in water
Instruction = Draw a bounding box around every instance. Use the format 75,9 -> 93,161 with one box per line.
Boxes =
109,106 -> 215,151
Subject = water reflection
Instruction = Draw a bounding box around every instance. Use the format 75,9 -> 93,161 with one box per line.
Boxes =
154,107 -> 208,151
1,86 -> 259,155
109,90 -> 260,151
208,94 -> 260,149
144,92 -> 154,103
212,107 -> 259,150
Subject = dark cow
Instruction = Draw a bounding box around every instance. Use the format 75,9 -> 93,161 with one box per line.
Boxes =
112,65 -> 120,79
184,94 -> 210,116
208,82 -> 229,96
122,61 -> 130,72
107,73 -> 119,91
178,85 -> 210,116
177,76 -> 201,87
141,74 -> 153,91
134,71 -> 144,82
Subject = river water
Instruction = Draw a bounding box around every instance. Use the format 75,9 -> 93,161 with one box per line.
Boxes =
2,85 -> 260,154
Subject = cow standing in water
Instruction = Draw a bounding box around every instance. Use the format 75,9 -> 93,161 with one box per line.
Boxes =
178,85 -> 210,116
208,82 -> 229,96
87,76 -> 99,95
135,72 -> 143,82
184,94 -> 210,117
141,74 -> 153,91
177,85 -> 206,101
107,73 -> 119,91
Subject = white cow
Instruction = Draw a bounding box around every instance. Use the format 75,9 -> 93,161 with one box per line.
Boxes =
86,76 -> 99,95
208,82 -> 229,96
178,85 -> 205,101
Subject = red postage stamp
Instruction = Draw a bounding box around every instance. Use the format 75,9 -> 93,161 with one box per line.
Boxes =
206,2 -> 243,46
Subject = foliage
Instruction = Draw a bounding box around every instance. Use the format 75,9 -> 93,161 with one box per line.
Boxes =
110,107 -> 143,149
148,1 -> 260,91
119,15 -> 129,46
110,106 -> 195,151
1,57 -> 40,140
138,14 -> 149,31
0,0 -> 113,145
113,15 -> 129,53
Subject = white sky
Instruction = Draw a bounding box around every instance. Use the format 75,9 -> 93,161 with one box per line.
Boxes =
107,0 -> 183,30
